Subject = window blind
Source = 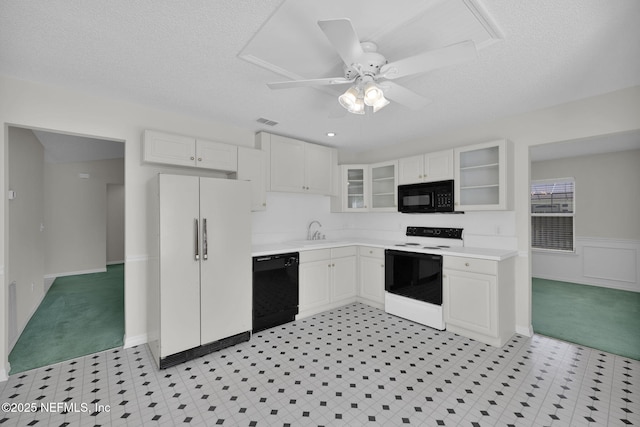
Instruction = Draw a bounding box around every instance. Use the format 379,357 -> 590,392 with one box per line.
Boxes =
531,178 -> 575,251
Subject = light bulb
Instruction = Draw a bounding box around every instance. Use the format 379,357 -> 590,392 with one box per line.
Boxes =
372,95 -> 390,113
348,97 -> 365,115
363,82 -> 383,106
338,86 -> 359,110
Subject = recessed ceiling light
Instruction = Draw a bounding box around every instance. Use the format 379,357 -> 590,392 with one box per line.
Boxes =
327,132 -> 336,137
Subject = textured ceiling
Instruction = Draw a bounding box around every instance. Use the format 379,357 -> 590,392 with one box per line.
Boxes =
1,0 -> 639,153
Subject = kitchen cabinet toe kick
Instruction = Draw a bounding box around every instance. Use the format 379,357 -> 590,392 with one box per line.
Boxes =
159,331 -> 250,369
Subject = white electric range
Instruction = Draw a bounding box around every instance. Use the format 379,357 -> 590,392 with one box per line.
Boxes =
385,226 -> 464,330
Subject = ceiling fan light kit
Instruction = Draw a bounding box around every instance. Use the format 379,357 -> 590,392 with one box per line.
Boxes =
338,77 -> 389,114
266,18 -> 477,115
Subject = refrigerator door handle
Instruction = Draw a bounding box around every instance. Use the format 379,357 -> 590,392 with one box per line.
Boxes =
195,218 -> 200,261
203,218 -> 208,260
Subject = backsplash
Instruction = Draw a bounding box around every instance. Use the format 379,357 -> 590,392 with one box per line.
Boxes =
252,192 -> 517,250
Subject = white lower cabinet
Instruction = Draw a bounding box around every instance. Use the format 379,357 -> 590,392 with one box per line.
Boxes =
358,246 -> 385,309
443,256 -> 515,347
298,246 -> 357,318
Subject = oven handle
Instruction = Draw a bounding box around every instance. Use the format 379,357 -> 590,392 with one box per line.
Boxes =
385,249 -> 442,261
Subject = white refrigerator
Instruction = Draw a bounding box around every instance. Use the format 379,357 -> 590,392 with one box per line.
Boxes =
149,174 -> 252,368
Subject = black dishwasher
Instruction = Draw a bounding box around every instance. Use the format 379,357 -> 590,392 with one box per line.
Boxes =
252,252 -> 299,333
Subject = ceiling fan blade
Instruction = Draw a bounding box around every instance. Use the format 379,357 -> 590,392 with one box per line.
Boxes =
317,18 -> 364,66
381,81 -> 431,110
267,77 -> 355,90
380,40 -> 477,80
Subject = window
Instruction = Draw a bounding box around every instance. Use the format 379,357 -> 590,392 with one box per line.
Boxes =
531,178 -> 575,251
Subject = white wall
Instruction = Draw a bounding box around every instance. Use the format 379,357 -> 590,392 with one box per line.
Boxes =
341,85 -> 640,337
0,75 -> 256,380
531,149 -> 640,291
532,149 -> 640,240
6,127 -> 45,348
107,183 -> 125,264
1,75 -> 639,382
44,158 -> 124,277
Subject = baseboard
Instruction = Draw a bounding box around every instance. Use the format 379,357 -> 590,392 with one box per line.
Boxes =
0,364 -> 8,382
533,273 -> 638,293
124,333 -> 147,348
516,324 -> 533,337
44,267 -> 107,280
9,289 -> 47,352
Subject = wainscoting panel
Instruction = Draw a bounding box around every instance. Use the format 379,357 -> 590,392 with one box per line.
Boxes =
532,237 -> 639,292
583,245 -> 637,283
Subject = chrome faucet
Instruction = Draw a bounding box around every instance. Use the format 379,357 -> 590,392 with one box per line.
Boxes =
306,220 -> 323,240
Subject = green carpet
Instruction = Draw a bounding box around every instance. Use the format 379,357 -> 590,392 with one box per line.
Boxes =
532,277 -> 640,360
9,264 -> 124,374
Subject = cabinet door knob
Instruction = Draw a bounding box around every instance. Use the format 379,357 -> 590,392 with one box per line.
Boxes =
190,156 -> 195,160
198,157 -> 202,161
465,262 -> 470,267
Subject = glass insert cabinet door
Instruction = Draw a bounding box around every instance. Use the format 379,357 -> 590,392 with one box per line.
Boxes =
346,166 -> 366,209
370,161 -> 397,211
454,139 -> 512,211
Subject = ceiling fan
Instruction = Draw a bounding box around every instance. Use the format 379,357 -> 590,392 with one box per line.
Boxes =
267,18 -> 477,114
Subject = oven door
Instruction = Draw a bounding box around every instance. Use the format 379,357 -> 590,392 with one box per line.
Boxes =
384,249 -> 442,305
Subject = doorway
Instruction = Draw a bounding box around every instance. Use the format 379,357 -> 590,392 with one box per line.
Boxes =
6,126 -> 125,373
529,130 -> 640,359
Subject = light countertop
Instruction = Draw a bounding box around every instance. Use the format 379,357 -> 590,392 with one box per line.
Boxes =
252,239 -> 517,261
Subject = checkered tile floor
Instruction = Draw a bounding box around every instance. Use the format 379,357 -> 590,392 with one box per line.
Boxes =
1,303 -> 638,426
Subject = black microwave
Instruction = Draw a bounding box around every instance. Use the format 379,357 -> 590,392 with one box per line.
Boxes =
397,179 -> 455,213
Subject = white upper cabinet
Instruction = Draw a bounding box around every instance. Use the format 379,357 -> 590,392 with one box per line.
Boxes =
235,146 -> 267,211
454,139 -> 513,211
258,132 -> 336,196
305,142 -> 335,194
398,149 -> 453,185
332,161 -> 397,213
143,130 -> 238,172
398,155 -> 424,185
424,149 -> 454,182
369,160 -> 398,211
196,139 -> 238,172
143,130 -> 196,167
333,165 -> 370,212
269,134 -> 305,193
